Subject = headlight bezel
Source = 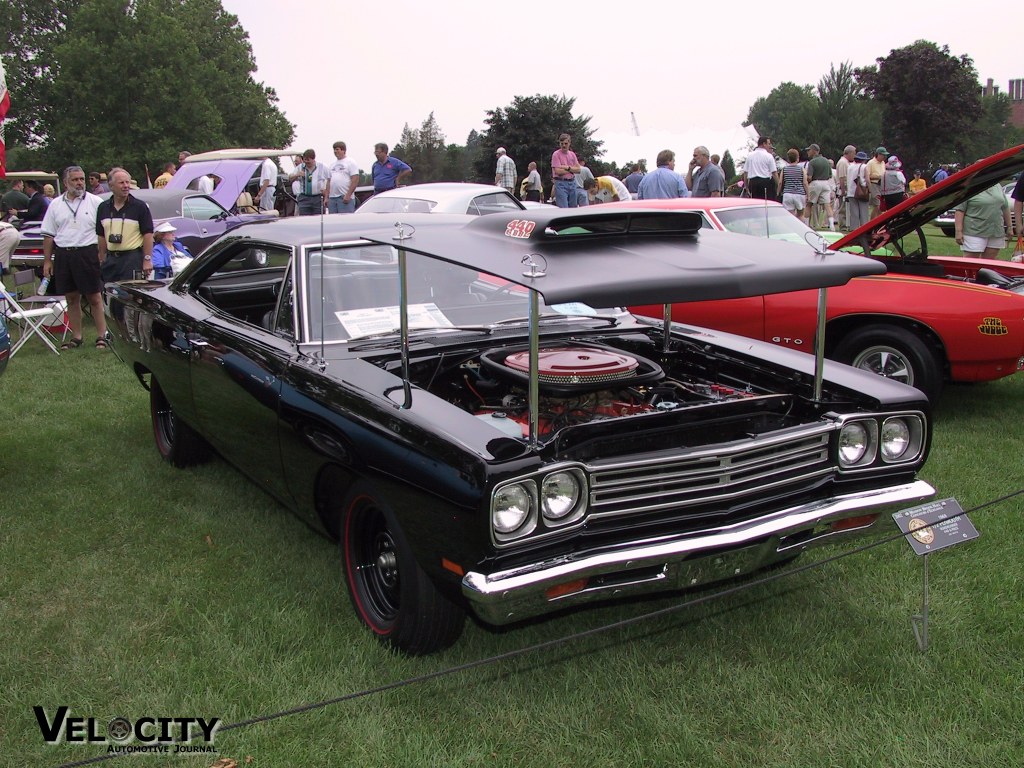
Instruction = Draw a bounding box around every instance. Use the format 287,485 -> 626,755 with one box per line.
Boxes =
490,465 -> 589,547
540,469 -> 586,527
834,411 -> 927,472
491,480 -> 537,542
880,415 -> 925,464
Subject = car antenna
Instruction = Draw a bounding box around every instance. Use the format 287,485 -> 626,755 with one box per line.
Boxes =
316,192 -> 327,371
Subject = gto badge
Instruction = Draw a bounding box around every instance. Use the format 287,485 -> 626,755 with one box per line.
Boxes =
978,317 -> 1008,336
771,336 -> 804,346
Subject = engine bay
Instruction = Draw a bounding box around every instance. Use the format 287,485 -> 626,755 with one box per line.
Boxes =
407,340 -> 766,439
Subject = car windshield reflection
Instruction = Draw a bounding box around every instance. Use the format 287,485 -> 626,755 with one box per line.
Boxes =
305,245 -> 608,342
715,206 -> 817,244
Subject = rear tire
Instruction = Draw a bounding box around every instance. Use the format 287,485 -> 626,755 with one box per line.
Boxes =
150,380 -> 212,467
834,324 -> 942,402
340,482 -> 465,655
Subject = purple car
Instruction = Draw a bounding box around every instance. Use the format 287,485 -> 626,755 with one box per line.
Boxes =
128,189 -> 275,256
166,158 -> 278,212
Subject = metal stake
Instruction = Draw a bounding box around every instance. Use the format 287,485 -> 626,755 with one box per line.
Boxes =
911,553 -> 930,652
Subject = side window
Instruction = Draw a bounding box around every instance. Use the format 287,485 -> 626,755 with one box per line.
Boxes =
467,192 -> 523,216
182,196 -> 229,221
192,243 -> 293,328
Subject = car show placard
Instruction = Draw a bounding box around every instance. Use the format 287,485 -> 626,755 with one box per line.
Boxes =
892,498 -> 979,556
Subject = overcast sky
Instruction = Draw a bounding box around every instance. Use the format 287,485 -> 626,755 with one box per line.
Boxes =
220,0 -> 1018,172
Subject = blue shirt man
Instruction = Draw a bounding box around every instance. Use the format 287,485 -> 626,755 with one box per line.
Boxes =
932,166 -> 949,184
624,168 -> 644,196
372,143 -> 412,193
637,150 -> 688,200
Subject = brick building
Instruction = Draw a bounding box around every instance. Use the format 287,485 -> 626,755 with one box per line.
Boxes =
983,78 -> 1024,127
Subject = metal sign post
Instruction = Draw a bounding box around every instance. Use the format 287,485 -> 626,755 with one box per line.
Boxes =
911,553 -> 929,652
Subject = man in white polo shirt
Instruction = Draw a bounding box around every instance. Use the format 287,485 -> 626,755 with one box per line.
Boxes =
743,136 -> 780,200
40,165 -> 107,349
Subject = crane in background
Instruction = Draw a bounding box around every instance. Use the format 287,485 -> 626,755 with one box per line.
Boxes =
630,112 -> 640,136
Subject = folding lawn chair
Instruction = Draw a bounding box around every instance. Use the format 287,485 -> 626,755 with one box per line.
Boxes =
12,268 -> 71,343
0,284 -> 64,356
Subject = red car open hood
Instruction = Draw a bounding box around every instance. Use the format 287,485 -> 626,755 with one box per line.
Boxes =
833,144 -> 1024,251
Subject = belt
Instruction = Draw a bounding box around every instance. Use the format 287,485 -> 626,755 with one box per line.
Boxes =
107,248 -> 142,259
55,244 -> 95,251
556,177 -> 574,182
373,187 -> 394,193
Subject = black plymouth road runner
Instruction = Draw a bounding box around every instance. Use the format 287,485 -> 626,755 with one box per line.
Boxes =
105,207 -> 934,654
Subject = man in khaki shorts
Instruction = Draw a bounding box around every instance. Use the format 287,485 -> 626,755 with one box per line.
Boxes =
804,144 -> 835,230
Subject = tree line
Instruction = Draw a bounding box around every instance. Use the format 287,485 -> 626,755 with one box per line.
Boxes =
3,6 -> 1017,191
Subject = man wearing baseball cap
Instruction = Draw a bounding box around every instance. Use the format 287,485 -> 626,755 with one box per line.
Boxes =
867,146 -> 889,219
494,147 -> 517,196
804,143 -> 835,230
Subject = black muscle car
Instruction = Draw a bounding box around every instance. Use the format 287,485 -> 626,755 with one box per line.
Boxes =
105,206 -> 935,654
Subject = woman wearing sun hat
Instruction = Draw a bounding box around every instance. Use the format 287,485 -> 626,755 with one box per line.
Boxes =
151,222 -> 192,279
881,155 -> 907,211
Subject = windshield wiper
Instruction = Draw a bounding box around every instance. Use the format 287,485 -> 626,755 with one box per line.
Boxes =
346,325 -> 493,349
488,313 -> 620,329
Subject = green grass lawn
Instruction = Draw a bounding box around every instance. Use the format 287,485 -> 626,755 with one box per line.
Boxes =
2,253 -> 1023,767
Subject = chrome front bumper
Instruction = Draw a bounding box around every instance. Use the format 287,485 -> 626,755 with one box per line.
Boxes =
463,479 -> 934,625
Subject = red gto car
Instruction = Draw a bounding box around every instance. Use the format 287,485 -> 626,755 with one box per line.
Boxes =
619,145 -> 1024,402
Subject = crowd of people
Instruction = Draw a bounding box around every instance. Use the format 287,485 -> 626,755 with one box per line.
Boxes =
2,136 -> 1021,334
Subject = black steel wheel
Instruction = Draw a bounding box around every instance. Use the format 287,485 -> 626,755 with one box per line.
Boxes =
340,482 -> 465,655
150,380 -> 212,468
834,324 -> 942,402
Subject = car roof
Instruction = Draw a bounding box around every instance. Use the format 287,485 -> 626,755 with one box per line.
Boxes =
217,207 -> 884,306
363,183 -> 525,210
183,148 -> 297,162
3,170 -> 60,182
834,143 -> 1024,249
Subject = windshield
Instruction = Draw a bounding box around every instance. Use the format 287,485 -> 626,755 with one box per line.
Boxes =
714,206 -> 817,244
305,244 -> 612,342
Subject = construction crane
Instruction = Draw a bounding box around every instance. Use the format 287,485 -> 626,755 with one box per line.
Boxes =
630,112 -> 640,136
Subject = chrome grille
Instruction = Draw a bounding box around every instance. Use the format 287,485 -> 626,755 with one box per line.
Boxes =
588,426 -> 835,518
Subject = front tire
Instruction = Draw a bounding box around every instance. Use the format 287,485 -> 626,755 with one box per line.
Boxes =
834,324 -> 942,402
150,380 -> 212,467
340,482 -> 465,655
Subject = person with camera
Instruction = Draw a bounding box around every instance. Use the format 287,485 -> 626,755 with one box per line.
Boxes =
40,165 -> 107,350
96,168 -> 154,327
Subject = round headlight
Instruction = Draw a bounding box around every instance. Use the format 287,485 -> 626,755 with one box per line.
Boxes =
881,418 -> 911,461
541,472 -> 581,521
493,484 -> 531,534
839,422 -> 869,466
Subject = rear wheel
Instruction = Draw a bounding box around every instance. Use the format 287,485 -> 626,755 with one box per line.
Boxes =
834,324 -> 942,402
150,380 -> 212,467
340,482 -> 465,655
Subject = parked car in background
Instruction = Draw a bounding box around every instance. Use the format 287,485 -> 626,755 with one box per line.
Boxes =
104,206 -> 933,654
616,144 -> 1024,403
357,183 -> 527,216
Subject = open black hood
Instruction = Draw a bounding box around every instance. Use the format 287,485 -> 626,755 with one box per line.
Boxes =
359,208 -> 884,307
